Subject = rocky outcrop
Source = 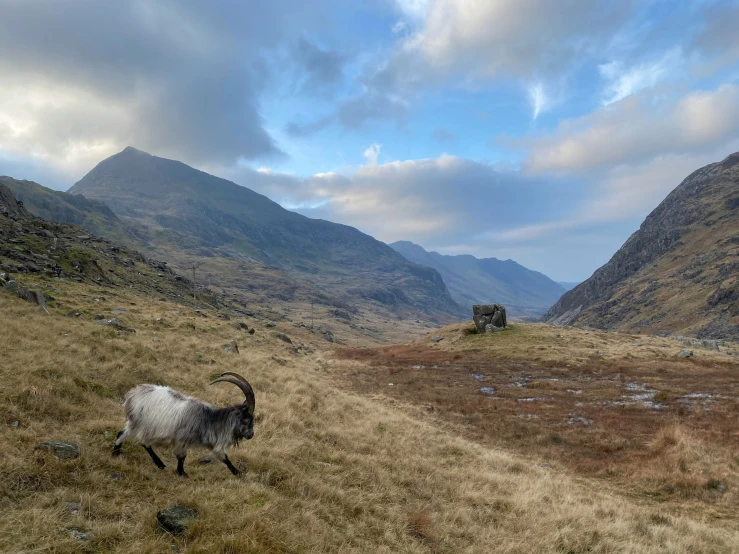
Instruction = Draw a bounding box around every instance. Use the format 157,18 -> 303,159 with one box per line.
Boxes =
473,304 -> 507,333
0,182 -> 31,219
542,152 -> 739,340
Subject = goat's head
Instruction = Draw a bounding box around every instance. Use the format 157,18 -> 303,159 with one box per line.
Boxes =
211,371 -> 256,440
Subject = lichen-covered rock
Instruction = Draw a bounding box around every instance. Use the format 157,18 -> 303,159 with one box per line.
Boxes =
156,504 -> 199,535
35,441 -> 80,459
94,318 -> 135,333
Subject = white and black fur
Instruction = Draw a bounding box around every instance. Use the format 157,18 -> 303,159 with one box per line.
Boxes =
112,372 -> 255,477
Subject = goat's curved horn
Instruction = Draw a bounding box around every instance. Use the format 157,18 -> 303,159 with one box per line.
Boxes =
210,374 -> 255,415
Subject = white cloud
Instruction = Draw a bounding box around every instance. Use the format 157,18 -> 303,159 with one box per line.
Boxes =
362,143 -> 382,165
527,83 -> 549,120
598,49 -> 682,105
515,84 -> 739,175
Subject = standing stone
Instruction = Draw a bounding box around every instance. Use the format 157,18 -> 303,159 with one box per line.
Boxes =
472,304 -> 507,333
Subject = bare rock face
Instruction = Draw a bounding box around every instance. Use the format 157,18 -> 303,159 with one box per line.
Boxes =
0,183 -> 31,219
473,304 -> 507,333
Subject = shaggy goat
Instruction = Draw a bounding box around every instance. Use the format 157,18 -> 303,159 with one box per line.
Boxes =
112,372 -> 255,477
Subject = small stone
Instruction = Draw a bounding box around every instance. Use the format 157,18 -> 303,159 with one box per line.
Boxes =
537,463 -> 552,470
265,321 -> 277,328
112,308 -> 125,315
94,318 -> 135,333
35,441 -> 80,459
94,314 -> 106,320
432,336 -> 443,343
322,330 -> 335,343
275,333 -> 292,344
64,527 -> 91,541
10,420 -> 20,428
678,349 -> 694,358
152,338 -> 161,343
64,502 -> 82,515
222,340 -> 239,354
248,328 -> 256,335
233,321 -> 249,331
156,505 -> 199,536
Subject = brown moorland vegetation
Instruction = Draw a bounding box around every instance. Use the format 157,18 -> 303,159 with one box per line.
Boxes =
334,323 -> 739,521
2,280 -> 739,552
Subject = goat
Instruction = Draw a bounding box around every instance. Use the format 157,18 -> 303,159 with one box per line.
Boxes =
112,372 -> 255,477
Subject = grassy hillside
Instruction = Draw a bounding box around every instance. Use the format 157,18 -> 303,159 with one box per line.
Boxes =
2,269 -> 739,551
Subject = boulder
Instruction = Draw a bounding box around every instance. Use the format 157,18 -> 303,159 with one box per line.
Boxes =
156,504 -> 199,536
678,349 -> 694,358
17,287 -> 47,312
276,333 -> 293,344
472,304 -> 507,333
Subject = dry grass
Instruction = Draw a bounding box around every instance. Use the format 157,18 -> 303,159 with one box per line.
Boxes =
3,286 -> 739,552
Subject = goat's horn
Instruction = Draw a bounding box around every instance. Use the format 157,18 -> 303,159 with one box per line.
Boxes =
210,374 -> 255,415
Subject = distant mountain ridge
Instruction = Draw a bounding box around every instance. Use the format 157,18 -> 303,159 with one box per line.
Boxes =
542,152 -> 739,340
390,240 -> 566,318
68,147 -> 464,320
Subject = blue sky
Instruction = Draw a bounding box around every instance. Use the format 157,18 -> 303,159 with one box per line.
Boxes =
1,0 -> 739,281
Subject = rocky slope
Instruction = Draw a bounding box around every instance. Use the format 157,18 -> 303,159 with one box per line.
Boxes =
390,240 -> 565,318
542,152 -> 739,340
68,147 -> 463,321
0,182 -> 215,308
1,176 -> 143,245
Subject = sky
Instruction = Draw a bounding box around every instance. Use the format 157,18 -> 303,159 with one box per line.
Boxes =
1,0 -> 739,282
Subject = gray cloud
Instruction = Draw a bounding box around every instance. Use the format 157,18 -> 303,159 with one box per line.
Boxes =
291,37 -> 349,96
288,0 -> 638,134
0,0 -> 340,174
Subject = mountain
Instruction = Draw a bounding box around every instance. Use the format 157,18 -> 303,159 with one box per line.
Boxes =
542,152 -> 739,340
68,147 -> 463,320
389,240 -> 566,318
558,281 -> 580,291
0,176 -> 142,245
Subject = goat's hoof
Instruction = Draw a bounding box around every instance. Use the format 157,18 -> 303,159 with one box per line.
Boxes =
177,472 -> 189,479
157,465 -> 166,470
111,451 -> 120,457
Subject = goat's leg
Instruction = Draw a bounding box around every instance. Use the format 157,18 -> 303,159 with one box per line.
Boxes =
143,445 -> 166,470
112,424 -> 129,457
215,451 -> 241,476
175,448 -> 189,478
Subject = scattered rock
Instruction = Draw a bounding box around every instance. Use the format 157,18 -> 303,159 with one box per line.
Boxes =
194,309 -> 207,318
537,463 -> 552,470
66,310 -> 84,318
111,308 -> 125,315
275,333 -> 293,344
4,279 -> 19,292
156,504 -> 199,536
110,471 -> 125,481
64,527 -> 92,541
473,304 -> 507,334
10,420 -> 20,428
248,328 -> 256,335
432,336 -> 444,343
63,502 -> 82,515
94,314 -> 105,320
217,313 -> 231,320
233,321 -> 249,331
322,330 -> 335,343
567,415 -> 593,426
265,321 -> 277,328
332,309 -> 352,321
94,318 -> 135,333
222,340 -> 239,354
678,349 -> 694,358
152,338 -> 161,343
35,441 -> 80,459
